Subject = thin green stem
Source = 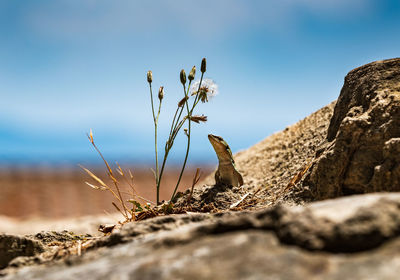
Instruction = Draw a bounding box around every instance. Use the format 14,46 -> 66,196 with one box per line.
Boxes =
168,107 -> 180,139
156,105 -> 184,205
149,84 -> 156,122
156,106 -> 181,205
155,99 -> 162,182
190,73 -> 204,114
169,74 -> 205,203
149,83 -> 161,204
156,150 -> 168,205
191,89 -> 200,110
172,116 -> 188,139
170,116 -> 191,203
156,69 -> 205,205
156,80 -> 192,205
170,106 -> 185,141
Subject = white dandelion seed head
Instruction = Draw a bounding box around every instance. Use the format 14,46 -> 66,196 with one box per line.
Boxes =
190,78 -> 219,98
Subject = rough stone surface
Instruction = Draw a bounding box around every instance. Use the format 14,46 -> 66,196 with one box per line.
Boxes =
4,193 -> 400,279
277,193 -> 400,252
0,235 -> 43,269
305,58 -> 400,199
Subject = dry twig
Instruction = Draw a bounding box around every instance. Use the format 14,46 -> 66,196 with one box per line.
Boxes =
285,161 -> 313,192
186,168 -> 202,204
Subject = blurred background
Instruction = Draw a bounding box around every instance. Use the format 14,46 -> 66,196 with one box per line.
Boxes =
1,0 -> 400,220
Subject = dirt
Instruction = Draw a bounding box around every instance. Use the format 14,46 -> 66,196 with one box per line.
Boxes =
174,101 -> 335,211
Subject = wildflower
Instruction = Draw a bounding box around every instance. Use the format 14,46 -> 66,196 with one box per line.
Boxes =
147,71 -> 153,83
180,69 -> 186,85
190,78 -> 218,102
201,58 -> 206,73
191,114 -> 208,123
188,66 -> 196,81
158,86 -> 164,100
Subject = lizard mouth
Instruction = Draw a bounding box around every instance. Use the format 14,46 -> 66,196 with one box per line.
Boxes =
208,134 -> 227,153
208,134 -> 223,141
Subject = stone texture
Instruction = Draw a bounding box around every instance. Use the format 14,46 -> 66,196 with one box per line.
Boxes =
0,235 -> 43,269
276,193 -> 400,252
4,193 -> 400,279
305,58 -> 400,199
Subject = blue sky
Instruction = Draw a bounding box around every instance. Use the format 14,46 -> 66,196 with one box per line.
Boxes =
1,0 -> 400,165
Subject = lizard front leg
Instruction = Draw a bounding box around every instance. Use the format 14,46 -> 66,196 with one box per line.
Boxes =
214,169 -> 222,186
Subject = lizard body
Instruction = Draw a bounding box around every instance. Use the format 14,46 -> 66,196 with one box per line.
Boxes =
208,134 -> 244,187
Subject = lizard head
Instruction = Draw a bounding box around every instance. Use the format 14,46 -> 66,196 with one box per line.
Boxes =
208,134 -> 234,162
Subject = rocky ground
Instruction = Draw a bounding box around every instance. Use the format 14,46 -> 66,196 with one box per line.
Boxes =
1,58 -> 400,279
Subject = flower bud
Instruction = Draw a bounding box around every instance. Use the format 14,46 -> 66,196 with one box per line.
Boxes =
158,86 -> 164,100
178,96 -> 189,107
188,66 -> 196,81
180,69 -> 186,85
147,70 -> 153,83
201,58 -> 206,73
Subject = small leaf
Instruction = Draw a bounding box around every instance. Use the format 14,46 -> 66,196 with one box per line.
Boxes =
127,199 -> 143,212
162,203 -> 174,214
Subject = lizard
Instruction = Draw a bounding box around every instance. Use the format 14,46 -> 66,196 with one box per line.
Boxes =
208,134 -> 244,187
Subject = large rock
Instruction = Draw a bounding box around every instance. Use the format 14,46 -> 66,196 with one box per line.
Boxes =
4,193 -> 400,279
305,58 -> 400,199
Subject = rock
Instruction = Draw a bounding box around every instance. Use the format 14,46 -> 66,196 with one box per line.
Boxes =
0,235 -> 43,269
276,192 -> 400,252
4,193 -> 400,279
305,58 -> 400,199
